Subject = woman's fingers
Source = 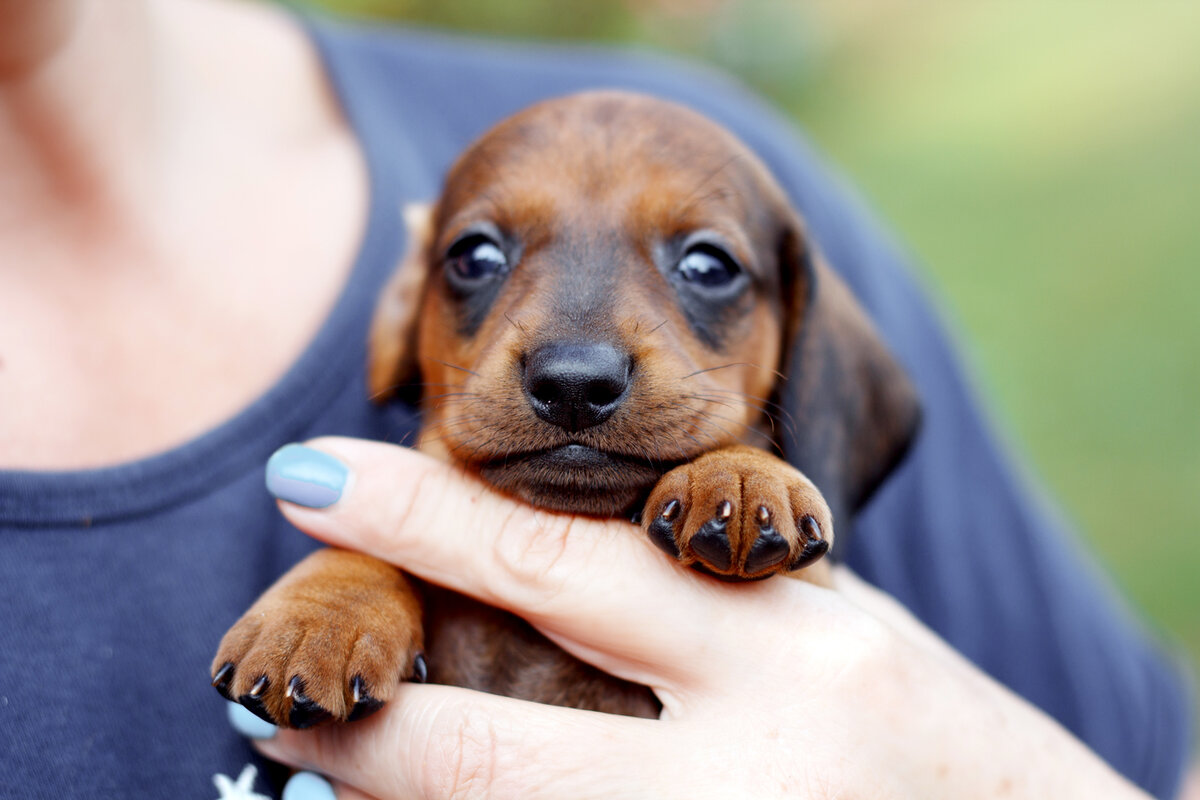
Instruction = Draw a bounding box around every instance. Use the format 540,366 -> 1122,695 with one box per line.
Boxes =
266,438 -> 787,693
257,683 -> 671,800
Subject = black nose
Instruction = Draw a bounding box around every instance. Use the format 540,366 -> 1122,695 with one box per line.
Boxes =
522,342 -> 631,432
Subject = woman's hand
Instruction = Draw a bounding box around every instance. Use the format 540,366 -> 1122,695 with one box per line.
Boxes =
248,438 -> 1148,800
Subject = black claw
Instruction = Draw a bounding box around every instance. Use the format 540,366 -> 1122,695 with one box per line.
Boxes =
690,519 -> 732,571
211,662 -> 234,700
661,499 -> 681,522
411,652 -> 428,684
628,508 -> 643,525
237,676 -> 275,725
746,527 -> 790,574
799,515 -> 823,542
286,676 -> 332,729
789,537 -> 829,570
647,514 -> 681,557
348,675 -> 384,722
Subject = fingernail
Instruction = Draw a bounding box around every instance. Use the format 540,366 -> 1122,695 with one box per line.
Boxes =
283,772 -> 336,800
266,444 -> 348,508
226,700 -> 277,740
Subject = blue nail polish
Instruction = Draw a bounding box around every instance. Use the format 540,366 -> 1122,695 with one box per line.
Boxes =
266,444 -> 348,508
226,701 -> 277,740
283,772 -> 336,800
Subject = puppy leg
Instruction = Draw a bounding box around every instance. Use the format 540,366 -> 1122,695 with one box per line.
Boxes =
211,549 -> 425,728
643,446 -> 833,585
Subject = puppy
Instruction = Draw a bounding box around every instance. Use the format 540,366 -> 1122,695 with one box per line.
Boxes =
212,91 -> 919,725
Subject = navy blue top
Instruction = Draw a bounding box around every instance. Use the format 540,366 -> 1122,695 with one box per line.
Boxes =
0,14 -> 1190,799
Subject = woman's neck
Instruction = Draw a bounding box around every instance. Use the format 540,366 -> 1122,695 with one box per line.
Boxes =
0,0 -> 369,470
0,0 -> 164,241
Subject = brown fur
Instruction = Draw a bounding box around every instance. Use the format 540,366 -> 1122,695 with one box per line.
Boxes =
213,91 -> 918,726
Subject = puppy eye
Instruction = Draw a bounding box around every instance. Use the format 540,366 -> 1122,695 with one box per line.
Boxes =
445,234 -> 508,284
677,244 -> 741,288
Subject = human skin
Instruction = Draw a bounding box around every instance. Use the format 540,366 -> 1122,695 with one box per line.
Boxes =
253,438 -> 1158,800
0,0 -> 364,470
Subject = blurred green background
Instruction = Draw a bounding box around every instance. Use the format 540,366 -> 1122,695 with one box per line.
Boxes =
310,0 -> 1200,678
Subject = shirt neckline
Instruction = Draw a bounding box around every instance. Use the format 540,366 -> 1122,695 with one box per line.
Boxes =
0,16 -> 410,527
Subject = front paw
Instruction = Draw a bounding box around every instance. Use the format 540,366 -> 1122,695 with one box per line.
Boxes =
643,447 -> 832,581
211,549 -> 425,728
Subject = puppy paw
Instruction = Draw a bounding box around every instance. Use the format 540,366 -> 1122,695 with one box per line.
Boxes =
643,446 -> 833,581
211,549 -> 425,728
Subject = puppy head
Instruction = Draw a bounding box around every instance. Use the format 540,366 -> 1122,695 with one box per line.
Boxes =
370,91 -> 918,524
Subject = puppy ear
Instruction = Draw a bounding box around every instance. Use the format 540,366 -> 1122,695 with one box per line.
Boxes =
774,220 -> 921,538
367,203 -> 433,404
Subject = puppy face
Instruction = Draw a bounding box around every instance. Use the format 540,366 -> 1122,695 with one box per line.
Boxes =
371,91 -> 918,524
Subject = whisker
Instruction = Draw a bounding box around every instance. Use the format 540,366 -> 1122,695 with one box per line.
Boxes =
691,388 -> 800,432
422,392 -> 476,403
370,379 -> 473,403
693,409 -> 777,448
677,362 -> 786,382
429,358 -> 481,377
368,384 -> 405,403
687,392 -> 797,447
410,382 -> 471,391
687,391 -> 777,423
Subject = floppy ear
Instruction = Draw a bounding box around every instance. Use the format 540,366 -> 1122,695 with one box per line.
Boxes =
367,203 -> 433,404
774,220 -> 921,544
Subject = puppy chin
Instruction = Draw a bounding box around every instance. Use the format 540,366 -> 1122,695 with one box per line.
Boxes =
475,445 -> 665,517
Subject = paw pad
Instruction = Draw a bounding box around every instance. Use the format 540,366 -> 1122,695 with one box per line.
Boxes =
238,676 -> 274,725
789,515 -> 828,569
647,500 -> 682,557
347,675 -> 384,722
286,676 -> 332,729
211,662 -> 235,700
690,501 -> 735,571
745,506 -> 790,573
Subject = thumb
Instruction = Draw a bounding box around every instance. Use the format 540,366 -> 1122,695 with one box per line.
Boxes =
253,683 -> 670,800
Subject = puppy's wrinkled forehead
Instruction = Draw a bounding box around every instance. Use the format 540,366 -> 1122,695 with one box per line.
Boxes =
435,92 -> 787,252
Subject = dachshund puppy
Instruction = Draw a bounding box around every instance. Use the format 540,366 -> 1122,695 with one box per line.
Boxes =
212,91 -> 919,725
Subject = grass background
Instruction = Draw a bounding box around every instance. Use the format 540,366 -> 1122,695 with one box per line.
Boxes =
310,0 -> 1200,687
